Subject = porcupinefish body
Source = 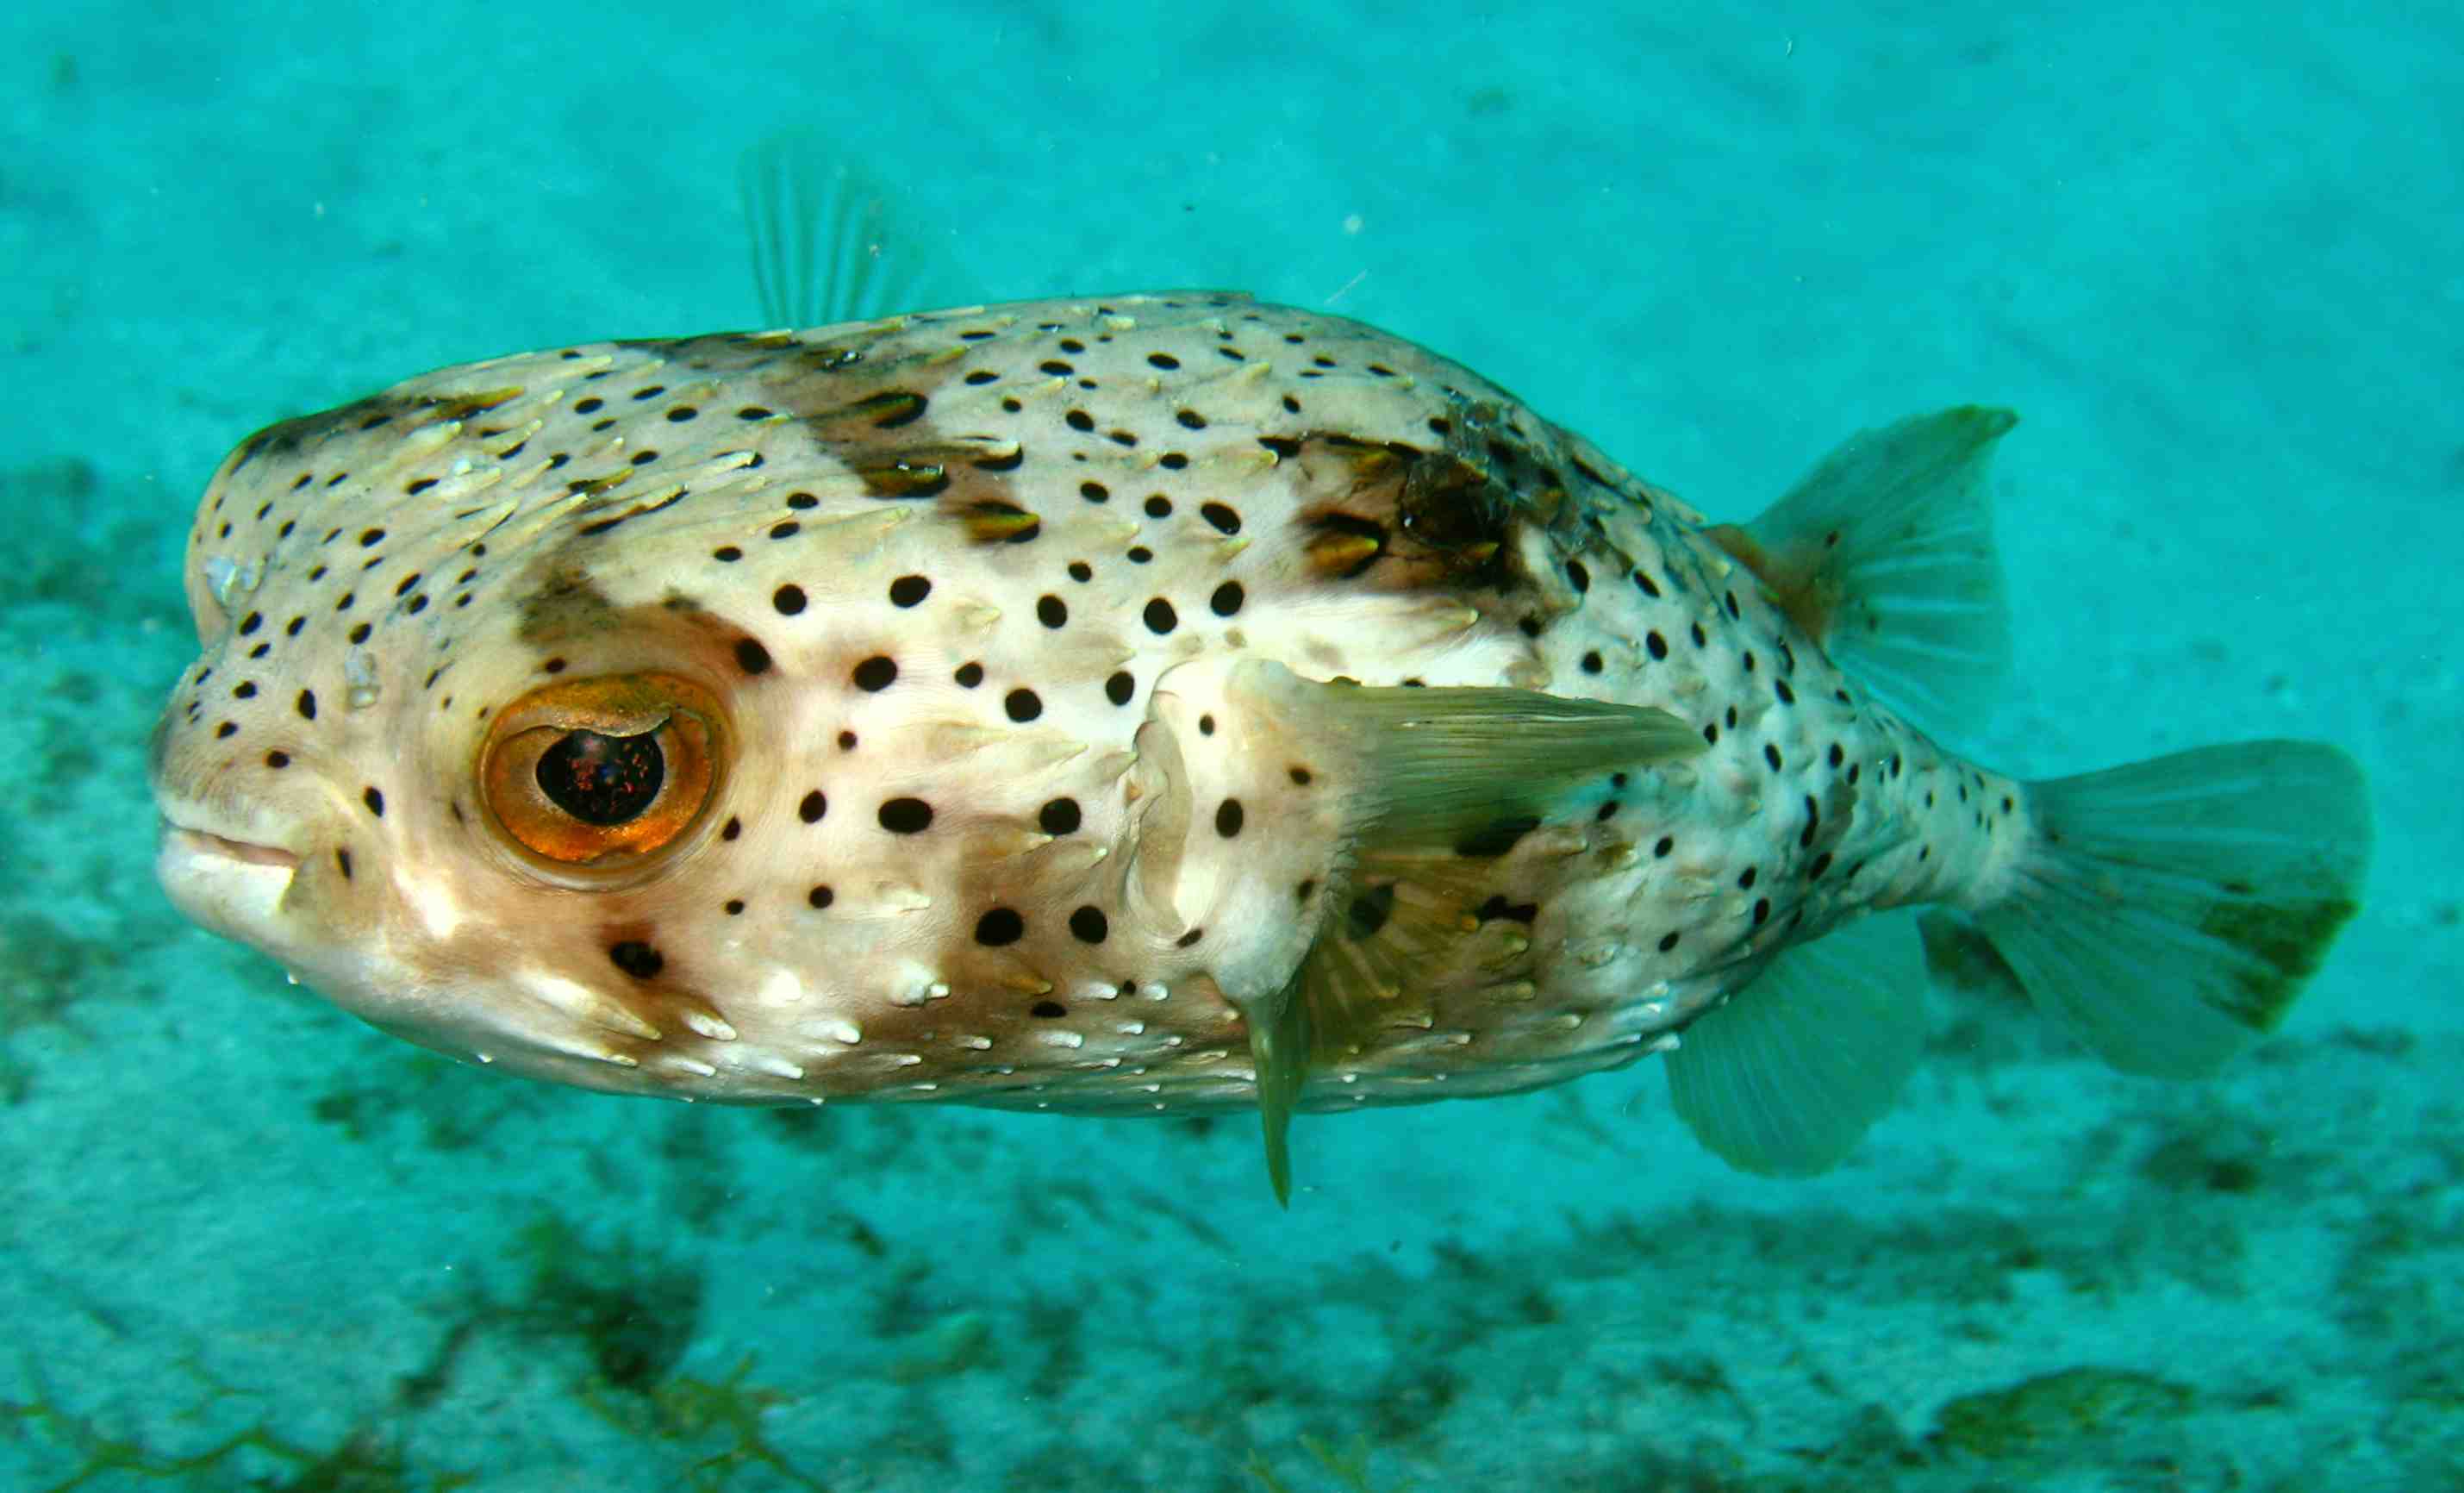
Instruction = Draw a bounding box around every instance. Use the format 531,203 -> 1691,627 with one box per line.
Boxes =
148,290 -> 2371,1198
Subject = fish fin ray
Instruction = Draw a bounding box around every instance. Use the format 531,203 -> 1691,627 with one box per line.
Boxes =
1662,910 -> 1928,1177
1231,659 -> 1706,850
737,130 -> 957,329
1246,967 -> 1310,1208
1710,405 -> 2015,728
1971,740 -> 2370,1076
1916,908 -> 2030,1007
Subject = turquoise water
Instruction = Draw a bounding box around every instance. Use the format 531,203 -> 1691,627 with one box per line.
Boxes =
2,3 -> 2456,1490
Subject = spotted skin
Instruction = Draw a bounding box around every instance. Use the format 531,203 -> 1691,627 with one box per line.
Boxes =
149,291 -> 2021,1118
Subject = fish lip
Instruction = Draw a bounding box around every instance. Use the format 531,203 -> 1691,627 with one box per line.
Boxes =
160,821 -> 303,871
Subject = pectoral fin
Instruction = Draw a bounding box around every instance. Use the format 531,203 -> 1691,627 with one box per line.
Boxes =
1228,661 -> 1706,1203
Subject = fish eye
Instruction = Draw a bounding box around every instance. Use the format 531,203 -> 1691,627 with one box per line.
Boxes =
480,672 -> 726,865
536,728 -> 666,825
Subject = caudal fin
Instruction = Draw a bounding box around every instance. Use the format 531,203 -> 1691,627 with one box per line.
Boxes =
1959,741 -> 2371,1077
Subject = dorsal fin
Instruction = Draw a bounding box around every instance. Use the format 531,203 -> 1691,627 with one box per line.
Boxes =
1706,406 -> 2016,728
736,130 -> 956,329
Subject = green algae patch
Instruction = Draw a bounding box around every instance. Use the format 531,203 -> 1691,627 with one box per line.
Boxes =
1931,1366 -> 2196,1461
1245,1433 -> 1419,1493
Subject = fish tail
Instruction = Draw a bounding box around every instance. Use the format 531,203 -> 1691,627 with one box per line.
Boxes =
1938,741 -> 2371,1076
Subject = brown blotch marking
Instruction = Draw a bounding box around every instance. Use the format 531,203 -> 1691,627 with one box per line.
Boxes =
514,560 -> 621,645
719,322 -> 1024,541
1278,427 -> 1526,590
1306,512 -> 1388,578
226,384 -> 517,472
854,457 -> 951,499
962,501 -> 1042,545
509,551 -> 777,701
1704,522 -> 1847,647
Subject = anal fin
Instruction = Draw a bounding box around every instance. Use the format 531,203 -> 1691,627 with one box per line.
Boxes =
1662,910 -> 1928,1177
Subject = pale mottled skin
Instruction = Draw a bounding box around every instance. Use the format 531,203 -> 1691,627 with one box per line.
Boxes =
149,292 -> 2023,1117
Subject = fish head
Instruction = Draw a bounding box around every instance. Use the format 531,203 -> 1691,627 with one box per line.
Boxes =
142,364 -> 916,1099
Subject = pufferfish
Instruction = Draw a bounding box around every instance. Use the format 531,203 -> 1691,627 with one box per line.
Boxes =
147,149 -> 2372,1201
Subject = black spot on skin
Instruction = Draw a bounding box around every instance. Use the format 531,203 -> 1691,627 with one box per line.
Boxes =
1144,598 -> 1178,634
1176,928 -> 1203,947
1215,799 -> 1244,837
1657,931 -> 1681,953
335,847 -> 352,879
608,940 -> 664,979
1653,835 -> 1675,858
852,655 -> 897,691
296,690 -> 317,720
1210,581 -> 1244,617
1030,1000 -> 1067,1018
725,899 -> 745,915
1037,595 -> 1068,628
1453,815 -> 1540,859
809,884 -> 834,909
799,790 -> 827,823
1346,884 -> 1396,939
889,575 -> 931,608
878,797 -> 933,834
1039,798 -> 1082,834
1005,688 -> 1043,722
974,907 -> 1026,946
1105,672 -> 1134,706
774,584 -> 806,615
1475,895 -> 1539,925
1069,905 -> 1108,943
954,662 -> 984,688
362,786 -> 384,817
734,638 -> 771,675
1200,502 -> 1241,534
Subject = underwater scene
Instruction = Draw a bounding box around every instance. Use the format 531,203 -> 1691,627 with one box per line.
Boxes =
2,2 -> 2457,1489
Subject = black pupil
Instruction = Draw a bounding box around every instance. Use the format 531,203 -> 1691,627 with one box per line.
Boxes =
537,729 -> 665,825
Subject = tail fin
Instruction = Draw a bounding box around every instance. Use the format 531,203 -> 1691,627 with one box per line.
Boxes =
1960,741 -> 2371,1077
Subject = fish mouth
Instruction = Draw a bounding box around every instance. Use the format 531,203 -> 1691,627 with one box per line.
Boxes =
155,817 -> 304,939
164,824 -> 304,871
